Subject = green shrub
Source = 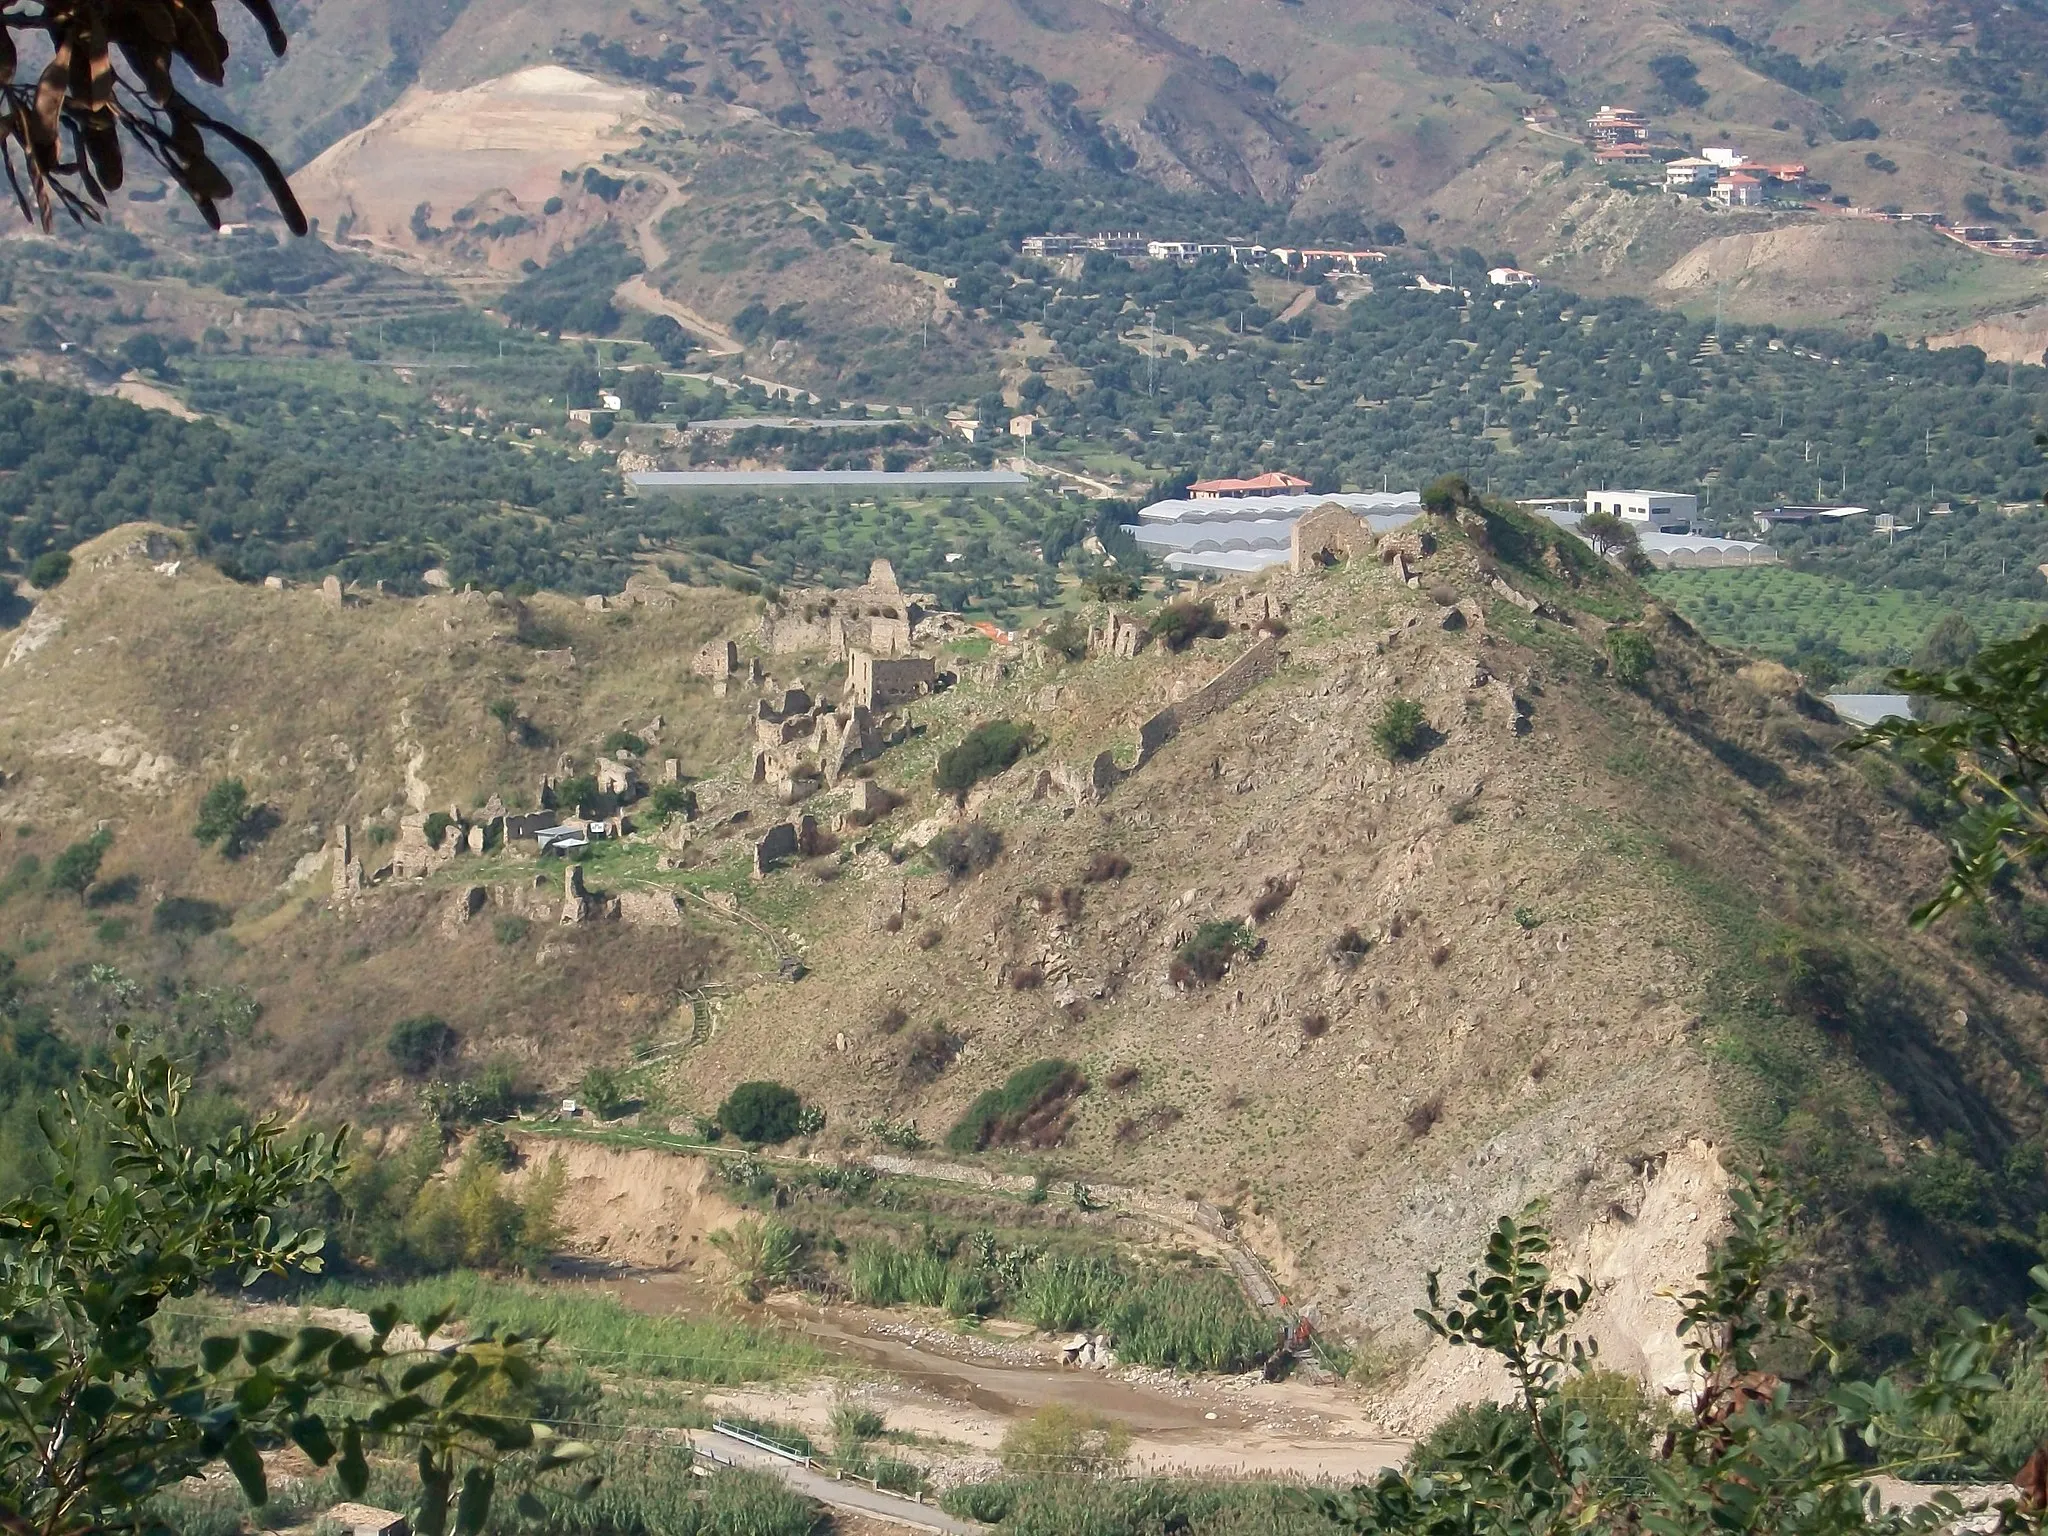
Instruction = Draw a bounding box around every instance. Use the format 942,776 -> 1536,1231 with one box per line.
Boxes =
718,1080 -> 804,1144
579,1066 -> 626,1118
1607,628 -> 1656,686
27,549 -> 70,589
422,810 -> 455,849
492,915 -> 531,946
152,896 -> 230,936
649,782 -> 697,820
0,853 -> 40,904
935,719 -> 1032,793
1172,921 -> 1257,987
1040,614 -> 1089,661
946,1059 -> 1087,1153
1148,598 -> 1226,653
1372,697 -> 1431,760
47,829 -> 110,902
192,778 -> 256,855
387,1014 -> 459,1077
552,773 -> 600,816
849,1241 -> 950,1308
602,729 -> 647,756
944,1264 -> 996,1318
999,1405 -> 1131,1477
1106,1269 -> 1274,1372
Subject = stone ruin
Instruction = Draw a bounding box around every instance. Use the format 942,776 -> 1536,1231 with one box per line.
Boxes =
758,559 -> 935,659
752,814 -> 829,876
387,811 -> 464,881
594,754 -> 641,799
1224,589 -> 1290,633
750,683 -> 888,801
1089,610 -> 1145,659
584,572 -> 683,613
333,807 -> 505,897
847,649 -> 936,711
331,825 -> 363,902
1290,502 -> 1375,572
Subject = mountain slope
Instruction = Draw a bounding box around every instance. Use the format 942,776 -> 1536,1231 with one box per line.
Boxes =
3,515 -> 2042,1372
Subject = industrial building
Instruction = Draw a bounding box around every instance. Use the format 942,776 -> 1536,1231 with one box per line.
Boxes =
629,470 -> 1031,498
1585,490 -> 1698,533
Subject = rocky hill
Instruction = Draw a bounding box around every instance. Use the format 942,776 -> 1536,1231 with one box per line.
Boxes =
3,510 -> 2042,1379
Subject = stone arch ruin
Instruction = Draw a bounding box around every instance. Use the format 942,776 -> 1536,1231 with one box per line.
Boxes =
1290,502 -> 1374,572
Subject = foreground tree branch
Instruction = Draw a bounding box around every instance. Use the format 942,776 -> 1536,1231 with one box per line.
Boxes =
0,1 -> 302,235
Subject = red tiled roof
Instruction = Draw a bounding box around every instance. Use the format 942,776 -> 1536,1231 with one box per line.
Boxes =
1188,472 -> 1313,493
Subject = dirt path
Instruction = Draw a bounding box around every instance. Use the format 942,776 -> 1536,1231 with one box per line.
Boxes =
587,1273 -> 1407,1486
611,172 -> 745,355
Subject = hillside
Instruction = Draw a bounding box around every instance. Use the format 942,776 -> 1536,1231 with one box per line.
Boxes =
3,514 -> 2044,1381
197,0 -> 2048,353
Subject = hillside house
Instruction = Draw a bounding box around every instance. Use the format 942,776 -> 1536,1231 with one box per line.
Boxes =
1189,472 -> 1312,499
1487,266 -> 1540,288
1665,157 -> 1717,190
1595,144 -> 1654,167
1714,173 -> 1764,207
1587,106 -> 1648,147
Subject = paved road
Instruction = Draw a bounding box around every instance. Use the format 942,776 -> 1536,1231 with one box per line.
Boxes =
693,1429 -> 988,1534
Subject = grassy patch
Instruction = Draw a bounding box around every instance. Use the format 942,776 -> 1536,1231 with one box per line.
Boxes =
306,1271 -> 828,1383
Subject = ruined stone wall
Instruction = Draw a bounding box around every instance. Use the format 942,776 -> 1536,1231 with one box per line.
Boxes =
1130,636 -> 1283,767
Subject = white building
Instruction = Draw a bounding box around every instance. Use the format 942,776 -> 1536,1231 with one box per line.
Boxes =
1488,266 -> 1541,288
1714,173 -> 1764,207
1703,147 -> 1746,168
1586,489 -> 1698,532
1664,156 -> 1717,190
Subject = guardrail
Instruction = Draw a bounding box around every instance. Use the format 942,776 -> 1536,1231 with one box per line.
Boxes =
710,1420 -> 815,1466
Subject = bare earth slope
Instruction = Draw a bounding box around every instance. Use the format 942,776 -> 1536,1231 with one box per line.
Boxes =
3,517 -> 2040,1375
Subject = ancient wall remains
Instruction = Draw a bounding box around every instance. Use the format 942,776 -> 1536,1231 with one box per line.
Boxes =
848,650 -> 936,710
1089,610 -> 1145,659
1129,636 -> 1283,768
1291,503 -> 1374,571
753,821 -> 799,876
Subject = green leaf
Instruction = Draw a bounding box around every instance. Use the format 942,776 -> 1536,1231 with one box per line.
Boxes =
401,1357 -> 453,1392
223,1431 -> 268,1507
290,1415 -> 336,1465
455,1467 -> 496,1536
536,1440 -> 597,1472
416,1447 -> 452,1536
515,1492 -> 549,1523
201,1335 -> 239,1373
289,1326 -> 344,1363
339,1425 -> 368,1497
